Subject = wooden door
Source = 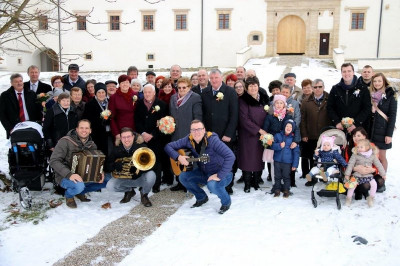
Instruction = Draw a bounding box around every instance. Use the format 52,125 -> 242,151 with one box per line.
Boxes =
277,15 -> 306,54
319,33 -> 330,55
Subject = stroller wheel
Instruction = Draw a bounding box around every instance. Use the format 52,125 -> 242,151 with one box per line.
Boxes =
312,198 -> 318,208
336,196 -> 341,210
19,187 -> 32,209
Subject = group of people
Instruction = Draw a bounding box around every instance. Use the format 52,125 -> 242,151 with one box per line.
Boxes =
0,62 -> 397,213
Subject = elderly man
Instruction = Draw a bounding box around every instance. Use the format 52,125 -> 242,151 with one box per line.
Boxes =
70,87 -> 86,120
327,63 -> 371,133
284,72 -> 302,102
63,64 -> 86,92
165,120 -> 235,214
127,66 -> 139,80
192,69 -> 210,94
170,64 -> 182,90
235,66 -> 246,81
23,65 -> 52,94
201,69 -> 238,194
106,127 -> 156,207
105,80 -> 117,97
49,120 -> 109,208
0,73 -> 42,138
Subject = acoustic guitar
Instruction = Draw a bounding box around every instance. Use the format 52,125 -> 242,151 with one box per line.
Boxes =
170,149 -> 210,176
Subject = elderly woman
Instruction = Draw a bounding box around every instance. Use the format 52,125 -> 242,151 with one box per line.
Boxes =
43,92 -> 78,151
300,79 -> 313,104
82,79 -> 96,103
131,78 -> 144,100
44,76 -> 65,110
82,82 -> 112,156
135,84 -> 168,192
268,80 -> 282,103
225,73 -> 238,88
158,78 -> 176,114
237,76 -> 269,192
109,74 -> 137,145
300,79 -> 330,184
169,77 -> 203,191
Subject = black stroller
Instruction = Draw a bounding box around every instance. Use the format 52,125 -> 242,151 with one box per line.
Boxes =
310,128 -> 347,210
8,122 -> 48,209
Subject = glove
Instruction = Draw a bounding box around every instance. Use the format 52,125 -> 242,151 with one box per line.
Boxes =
114,161 -> 123,172
130,166 -> 141,180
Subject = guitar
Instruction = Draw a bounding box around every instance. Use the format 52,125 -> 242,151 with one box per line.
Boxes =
170,149 -> 210,176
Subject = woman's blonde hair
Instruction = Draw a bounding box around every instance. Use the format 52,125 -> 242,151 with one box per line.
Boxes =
357,139 -> 371,150
370,73 -> 390,93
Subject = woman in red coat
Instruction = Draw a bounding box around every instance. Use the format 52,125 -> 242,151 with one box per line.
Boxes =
108,74 -> 138,145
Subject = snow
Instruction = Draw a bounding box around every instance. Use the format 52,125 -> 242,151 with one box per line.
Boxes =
1,58 -> 399,266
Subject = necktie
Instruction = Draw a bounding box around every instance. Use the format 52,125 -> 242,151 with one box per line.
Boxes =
31,83 -> 36,92
213,90 -> 217,96
18,93 -> 26,122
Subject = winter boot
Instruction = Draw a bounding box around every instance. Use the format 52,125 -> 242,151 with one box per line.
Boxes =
75,194 -> 91,202
140,192 -> 152,207
243,171 -> 252,193
267,162 -> 272,182
283,190 -> 290,198
274,190 -> 281,197
66,198 -> 77,208
252,172 -> 261,190
120,189 -> 136,203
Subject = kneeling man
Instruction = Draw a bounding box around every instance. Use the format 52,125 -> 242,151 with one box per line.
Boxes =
106,127 -> 156,207
165,120 -> 235,214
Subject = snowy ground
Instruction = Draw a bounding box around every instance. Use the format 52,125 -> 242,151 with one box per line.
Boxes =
0,58 -> 399,266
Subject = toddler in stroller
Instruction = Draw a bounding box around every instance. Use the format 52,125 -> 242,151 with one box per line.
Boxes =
344,139 -> 386,207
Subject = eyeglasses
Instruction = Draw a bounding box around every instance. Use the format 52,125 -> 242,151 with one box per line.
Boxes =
313,86 -> 323,89
177,86 -> 188,90
190,128 -> 204,133
235,85 -> 244,89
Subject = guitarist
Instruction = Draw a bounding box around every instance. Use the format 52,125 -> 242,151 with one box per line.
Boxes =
165,120 -> 235,214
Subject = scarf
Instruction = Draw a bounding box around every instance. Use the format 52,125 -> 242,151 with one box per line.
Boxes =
360,148 -> 372,158
95,96 -> 108,111
273,107 -> 286,121
144,97 -> 154,111
371,90 -> 383,105
158,89 -> 176,105
176,90 -> 193,107
116,88 -> 135,103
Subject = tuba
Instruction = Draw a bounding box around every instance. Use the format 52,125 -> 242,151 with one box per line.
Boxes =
112,147 -> 156,178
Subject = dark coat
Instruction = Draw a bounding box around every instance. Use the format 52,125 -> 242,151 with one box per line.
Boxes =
158,89 -> 176,114
165,132 -> 235,180
0,87 -> 42,138
201,83 -> 238,140
62,74 -> 86,92
169,91 -> 203,141
82,98 -> 110,155
263,113 -> 294,137
109,90 -> 137,136
192,81 -> 211,95
371,87 -> 397,149
300,91 -> 330,140
327,76 -> 372,127
24,81 -> 52,95
237,90 -> 269,171
71,101 -> 86,121
134,98 -> 167,156
43,103 -> 78,148
356,76 -> 371,91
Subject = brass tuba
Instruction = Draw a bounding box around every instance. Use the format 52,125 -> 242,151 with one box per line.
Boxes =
131,147 -> 156,175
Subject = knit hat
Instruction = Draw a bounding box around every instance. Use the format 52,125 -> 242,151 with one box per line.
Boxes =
57,92 -> 70,103
95,82 -> 107,95
321,135 -> 335,148
118,74 -> 131,84
273,94 -> 287,106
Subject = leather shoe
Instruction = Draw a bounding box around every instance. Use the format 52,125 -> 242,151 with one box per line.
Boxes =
140,192 -> 152,207
120,189 -> 136,203
152,187 -> 160,193
191,196 -> 209,208
218,204 -> 231,214
66,198 -> 77,208
75,194 -> 91,202
225,186 -> 233,195
170,182 -> 187,192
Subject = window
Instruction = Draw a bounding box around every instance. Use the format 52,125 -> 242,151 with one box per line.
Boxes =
144,15 -> 154,30
351,12 -> 364,29
252,35 -> 259,41
77,16 -> 87,31
247,31 -> 263,45
176,14 -> 187,30
110,15 -> 120,30
84,53 -> 92,60
147,53 -> 155,61
17,58 -> 22,65
216,9 -> 232,30
38,15 -> 48,30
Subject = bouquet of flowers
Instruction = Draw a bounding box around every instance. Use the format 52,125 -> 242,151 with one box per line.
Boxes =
37,92 -> 50,109
344,176 -> 358,189
259,133 -> 274,148
158,116 -> 175,134
341,117 -> 354,128
287,104 -> 294,114
100,109 -> 112,120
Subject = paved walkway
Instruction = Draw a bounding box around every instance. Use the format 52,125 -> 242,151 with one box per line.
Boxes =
54,190 -> 189,266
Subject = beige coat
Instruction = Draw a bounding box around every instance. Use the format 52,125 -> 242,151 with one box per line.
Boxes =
345,146 -> 386,178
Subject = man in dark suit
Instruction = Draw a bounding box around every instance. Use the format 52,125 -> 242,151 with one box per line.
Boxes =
23,65 -> 52,95
192,69 -> 210,95
201,69 -> 238,194
0,74 -> 42,138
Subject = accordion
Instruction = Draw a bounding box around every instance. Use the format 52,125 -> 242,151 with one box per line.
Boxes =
71,150 -> 106,183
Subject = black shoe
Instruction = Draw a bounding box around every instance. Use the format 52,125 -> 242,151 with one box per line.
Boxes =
170,182 -> 187,192
236,175 -> 244,184
152,187 -> 160,193
267,175 -> 272,182
75,194 -> 91,202
377,184 -> 386,193
226,186 -> 233,195
244,184 -> 251,193
283,190 -> 290,198
305,177 -> 318,187
291,182 -> 297,188
191,196 -> 209,208
140,192 -> 152,207
257,176 -> 264,184
218,204 -> 231,214
300,175 -> 306,179
120,189 -> 136,203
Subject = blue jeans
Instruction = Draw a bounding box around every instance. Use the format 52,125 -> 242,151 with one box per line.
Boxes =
179,168 -> 232,206
60,174 -> 111,198
106,171 -> 156,194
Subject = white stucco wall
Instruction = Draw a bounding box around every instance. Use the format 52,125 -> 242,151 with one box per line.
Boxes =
318,10 -> 334,30
378,0 -> 400,58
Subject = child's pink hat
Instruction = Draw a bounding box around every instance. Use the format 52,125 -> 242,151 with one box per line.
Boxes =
273,94 -> 287,106
321,135 -> 335,147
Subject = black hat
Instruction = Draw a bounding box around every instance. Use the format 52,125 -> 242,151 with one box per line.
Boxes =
146,71 -> 156,76
95,82 -> 107,95
68,64 -> 79,71
284,72 -> 296,79
105,80 -> 117,85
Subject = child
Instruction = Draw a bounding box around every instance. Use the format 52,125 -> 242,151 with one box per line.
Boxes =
270,119 -> 300,198
306,135 -> 347,184
344,139 -> 386,207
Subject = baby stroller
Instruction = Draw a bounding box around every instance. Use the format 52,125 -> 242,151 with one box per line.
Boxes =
310,128 -> 347,210
8,122 -> 47,209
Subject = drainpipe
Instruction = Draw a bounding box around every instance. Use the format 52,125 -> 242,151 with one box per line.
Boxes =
201,0 -> 204,66
377,0 -> 383,58
58,0 -> 62,70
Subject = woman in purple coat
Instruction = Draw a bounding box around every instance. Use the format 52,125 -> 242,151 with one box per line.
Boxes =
237,77 -> 270,193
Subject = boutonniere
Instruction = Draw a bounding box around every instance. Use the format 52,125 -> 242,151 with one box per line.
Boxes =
287,104 -> 294,113
132,95 -> 138,106
353,89 -> 360,97
382,93 -> 387,100
264,105 -> 269,112
152,105 -> 160,113
216,92 -> 224,101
